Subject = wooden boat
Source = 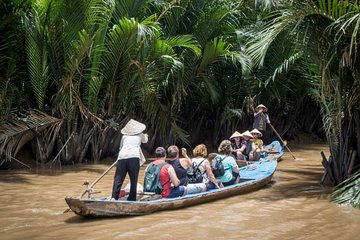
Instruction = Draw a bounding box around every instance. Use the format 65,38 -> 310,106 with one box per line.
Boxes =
236,140 -> 284,167
263,140 -> 284,161
65,141 -> 282,218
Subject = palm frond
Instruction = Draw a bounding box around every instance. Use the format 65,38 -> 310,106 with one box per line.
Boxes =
199,37 -> 230,70
56,29 -> 94,118
83,0 -> 115,111
165,35 -> 202,57
0,110 -> 63,164
22,8 -> 50,110
193,0 -> 241,47
101,17 -> 159,115
113,0 -> 153,21
247,11 -> 296,68
330,169 -> 360,209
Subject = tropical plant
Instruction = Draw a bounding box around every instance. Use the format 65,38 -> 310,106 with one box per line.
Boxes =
3,0 -> 245,165
245,0 -> 360,185
0,0 -> 29,121
330,169 -> 360,209
0,0 -> 328,171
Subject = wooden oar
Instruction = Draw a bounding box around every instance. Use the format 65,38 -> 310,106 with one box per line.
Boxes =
63,159 -> 118,213
268,123 -> 296,160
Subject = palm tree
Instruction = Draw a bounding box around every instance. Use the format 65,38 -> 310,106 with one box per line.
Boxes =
1,0 -> 210,164
1,0 -> 326,170
0,0 -> 29,120
246,0 -> 360,185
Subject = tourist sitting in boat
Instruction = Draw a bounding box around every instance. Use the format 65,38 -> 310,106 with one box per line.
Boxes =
215,140 -> 240,186
167,145 -> 207,194
190,144 -> 222,189
236,130 -> 254,161
249,128 -> 264,161
147,147 -> 185,198
230,131 -> 243,160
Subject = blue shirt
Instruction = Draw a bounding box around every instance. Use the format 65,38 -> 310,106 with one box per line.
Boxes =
216,154 -> 238,183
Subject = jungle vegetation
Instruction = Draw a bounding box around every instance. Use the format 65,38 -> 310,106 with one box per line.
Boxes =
0,0 -> 359,207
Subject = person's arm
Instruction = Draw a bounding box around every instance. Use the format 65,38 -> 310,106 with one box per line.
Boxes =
230,157 -> 240,173
180,148 -> 192,168
168,166 -> 180,187
141,133 -> 148,143
204,160 -> 220,188
252,141 -> 259,151
259,140 -> 264,151
239,143 -> 246,153
119,137 -> 125,152
266,113 -> 270,124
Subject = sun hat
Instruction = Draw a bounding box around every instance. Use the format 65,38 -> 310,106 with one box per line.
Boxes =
250,128 -> 263,137
230,131 -> 242,139
241,130 -> 253,139
255,104 -> 267,112
121,119 -> 146,135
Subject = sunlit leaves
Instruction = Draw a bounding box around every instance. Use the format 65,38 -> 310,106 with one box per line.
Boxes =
330,170 -> 360,209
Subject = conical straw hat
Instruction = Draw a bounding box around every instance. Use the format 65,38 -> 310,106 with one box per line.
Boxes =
255,104 -> 267,112
241,130 -> 253,138
250,128 -> 263,137
230,131 -> 242,139
121,119 -> 146,135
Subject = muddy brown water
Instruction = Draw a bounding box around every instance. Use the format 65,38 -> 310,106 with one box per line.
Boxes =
1,143 -> 359,240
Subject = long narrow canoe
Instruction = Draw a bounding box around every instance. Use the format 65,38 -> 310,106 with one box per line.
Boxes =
65,141 -> 282,218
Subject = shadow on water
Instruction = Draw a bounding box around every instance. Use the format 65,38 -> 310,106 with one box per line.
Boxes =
64,215 -> 108,224
64,212 -> 151,224
0,172 -> 31,183
0,161 -> 117,181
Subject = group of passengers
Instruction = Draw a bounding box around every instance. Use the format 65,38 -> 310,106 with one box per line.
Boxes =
229,103 -> 270,162
150,141 -> 238,199
230,128 -> 264,161
111,104 -> 270,201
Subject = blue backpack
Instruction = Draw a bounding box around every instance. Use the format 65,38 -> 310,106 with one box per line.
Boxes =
143,162 -> 167,194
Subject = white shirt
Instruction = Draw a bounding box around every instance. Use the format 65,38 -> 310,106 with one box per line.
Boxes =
117,133 -> 148,160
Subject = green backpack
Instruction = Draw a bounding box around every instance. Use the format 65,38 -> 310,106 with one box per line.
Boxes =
143,162 -> 167,194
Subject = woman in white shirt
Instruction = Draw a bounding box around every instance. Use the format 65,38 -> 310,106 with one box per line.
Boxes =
111,119 -> 148,201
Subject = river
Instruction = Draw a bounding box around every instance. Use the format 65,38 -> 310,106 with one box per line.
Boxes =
0,143 -> 359,240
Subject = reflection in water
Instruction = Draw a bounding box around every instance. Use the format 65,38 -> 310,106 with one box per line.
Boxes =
1,143 -> 359,240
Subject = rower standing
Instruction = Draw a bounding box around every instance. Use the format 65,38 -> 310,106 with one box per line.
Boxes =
253,104 -> 270,144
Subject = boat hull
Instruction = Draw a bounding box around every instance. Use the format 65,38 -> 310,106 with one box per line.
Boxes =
65,160 -> 277,217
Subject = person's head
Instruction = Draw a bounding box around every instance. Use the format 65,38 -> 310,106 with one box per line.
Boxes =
218,140 -> 232,155
208,152 -> 217,162
167,145 -> 179,159
241,130 -> 253,141
193,144 -> 208,158
121,119 -> 146,135
250,129 -> 262,139
255,104 -> 267,113
230,131 -> 242,143
155,147 -> 166,158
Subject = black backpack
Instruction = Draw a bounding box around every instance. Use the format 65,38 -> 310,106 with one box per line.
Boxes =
143,162 -> 167,194
187,159 -> 205,184
211,155 -> 227,178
